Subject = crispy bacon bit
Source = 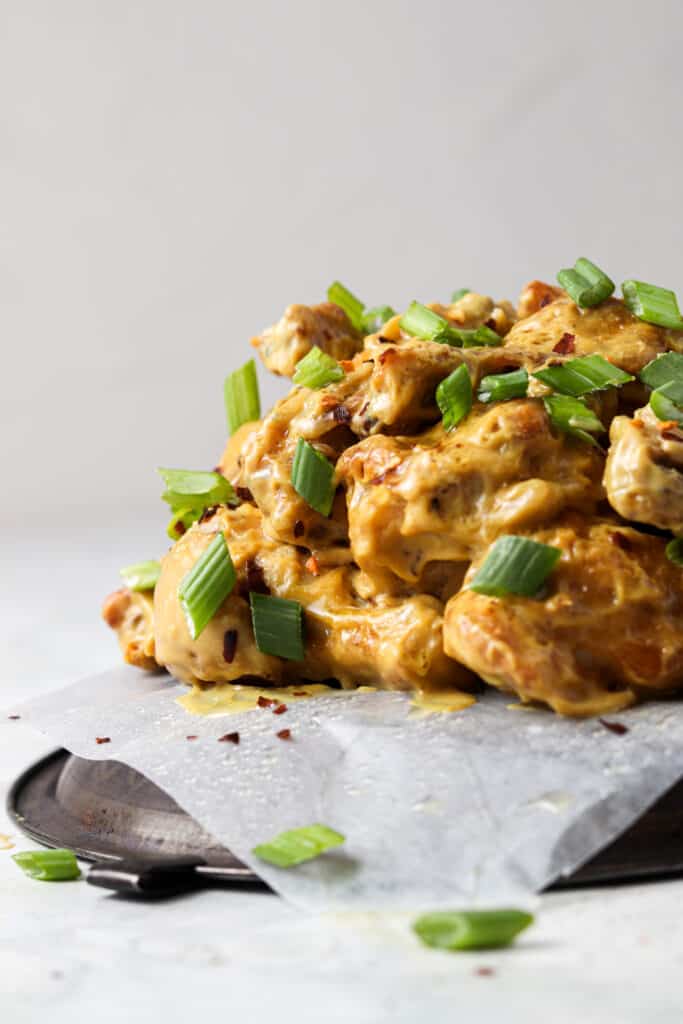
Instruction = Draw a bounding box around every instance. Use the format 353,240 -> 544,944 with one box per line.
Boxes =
553,332 -> 576,355
293,520 -> 305,538
273,703 -> 288,715
186,735 -> 198,741
276,728 -> 292,740
608,531 -> 632,551
7,714 -> 20,720
236,486 -> 254,503
475,967 -> 495,978
599,718 -> 629,736
305,555 -> 321,576
257,696 -> 277,708
218,731 -> 240,744
95,737 -> 111,745
198,505 -> 219,524
223,629 -> 238,664
332,404 -> 351,424
292,690 -> 309,696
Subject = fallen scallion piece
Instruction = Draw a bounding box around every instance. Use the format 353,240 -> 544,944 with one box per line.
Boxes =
436,365 -> 473,431
639,352 -> 683,390
362,305 -> 397,334
13,849 -> 81,882
224,358 -> 261,435
666,538 -> 683,566
556,257 -> 614,308
252,824 -> 345,867
120,560 -> 161,592
293,346 -> 345,389
477,368 -> 529,403
451,288 -> 471,302
543,394 -> 604,446
249,592 -> 305,661
327,281 -> 366,333
413,909 -> 534,952
622,280 -> 683,330
178,533 -> 236,639
401,302 -> 501,348
469,535 -> 561,597
649,380 -> 683,426
532,354 -> 633,397
291,438 -> 336,516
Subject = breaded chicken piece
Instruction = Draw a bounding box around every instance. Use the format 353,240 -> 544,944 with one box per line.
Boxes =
443,518 -> 683,716
605,404 -> 683,534
102,588 -> 157,671
252,302 -> 363,378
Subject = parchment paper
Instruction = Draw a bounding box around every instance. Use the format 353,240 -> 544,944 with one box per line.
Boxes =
14,668 -> 683,910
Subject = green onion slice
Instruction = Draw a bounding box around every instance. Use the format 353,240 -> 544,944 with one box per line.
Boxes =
413,909 -> 533,952
249,592 -> 305,661
477,368 -> 529,403
451,288 -> 471,302
639,352 -> 683,390
469,535 -> 562,597
401,301 -> 501,348
252,824 -> 345,867
532,354 -> 633,397
436,364 -> 473,431
649,381 -> 683,426
178,533 -> 236,639
327,281 -> 366,332
543,394 -> 604,447
291,438 -> 336,517
224,358 -> 261,435
13,849 -> 81,882
556,257 -> 614,308
120,560 -> 161,592
622,280 -> 683,330
159,468 -> 236,513
666,538 -> 683,566
362,305 -> 397,334
166,507 -> 202,541
292,346 -> 345,389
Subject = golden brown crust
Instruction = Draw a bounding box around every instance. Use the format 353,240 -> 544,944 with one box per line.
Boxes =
102,588 -> 157,671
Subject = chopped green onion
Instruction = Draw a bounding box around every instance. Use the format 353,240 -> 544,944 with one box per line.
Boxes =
224,358 -> 261,435
159,468 -> 235,513
362,305 -> 397,334
451,288 -> 471,302
543,394 -> 604,447
436,365 -> 472,431
639,352 -> 683,390
292,346 -> 345,389
533,354 -> 634,397
249,592 -> 305,661
413,909 -> 533,952
459,324 -> 502,348
291,438 -> 336,516
649,380 -> 683,426
469,535 -> 561,598
622,280 -> 683,330
477,368 -> 529,403
166,507 -> 202,541
13,849 -> 81,882
666,538 -> 683,566
178,533 -> 236,639
556,257 -> 614,308
327,281 -> 365,332
401,302 -> 501,348
120,560 -> 161,592
252,824 -> 345,867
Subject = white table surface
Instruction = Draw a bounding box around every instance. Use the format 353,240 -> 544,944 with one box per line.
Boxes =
2,526 -> 683,1023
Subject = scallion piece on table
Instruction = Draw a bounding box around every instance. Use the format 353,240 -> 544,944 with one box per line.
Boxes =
362,305 -> 397,334
666,538 -> 683,566
224,358 -> 261,435
649,380 -> 683,426
13,849 -> 81,882
469,535 -> 561,598
291,438 -> 336,516
622,280 -> 683,329
249,592 -> 305,661
436,364 -> 473,431
327,281 -> 366,332
543,394 -> 604,446
178,533 -> 236,639
292,346 -> 345,389
532,354 -> 634,397
119,560 -> 161,592
556,257 -> 614,308
477,368 -> 529,403
639,352 -> 683,390
252,824 -> 345,867
413,909 -> 534,952
451,288 -> 471,303
159,468 -> 236,513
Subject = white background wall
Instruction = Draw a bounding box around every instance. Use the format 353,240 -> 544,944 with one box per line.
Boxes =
2,0 -> 682,531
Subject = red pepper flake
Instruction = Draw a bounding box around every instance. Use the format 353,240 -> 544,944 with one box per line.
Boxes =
305,555 -> 320,577
475,967 -> 495,978
539,294 -> 552,308
223,629 -> 238,664
377,335 -> 392,344
293,520 -> 305,538
599,719 -> 629,736
198,505 -> 219,524
218,731 -> 240,744
276,728 -> 292,740
332,404 -> 351,424
7,714 -> 20,720
292,690 -> 309,697
257,696 -> 277,708
186,735 -> 198,741
273,703 -> 288,715
553,332 -> 575,355
236,486 -> 254,503
485,317 -> 498,331
95,737 -> 111,745
174,520 -> 186,537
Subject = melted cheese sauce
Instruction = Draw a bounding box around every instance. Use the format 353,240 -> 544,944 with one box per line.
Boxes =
409,689 -> 476,716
